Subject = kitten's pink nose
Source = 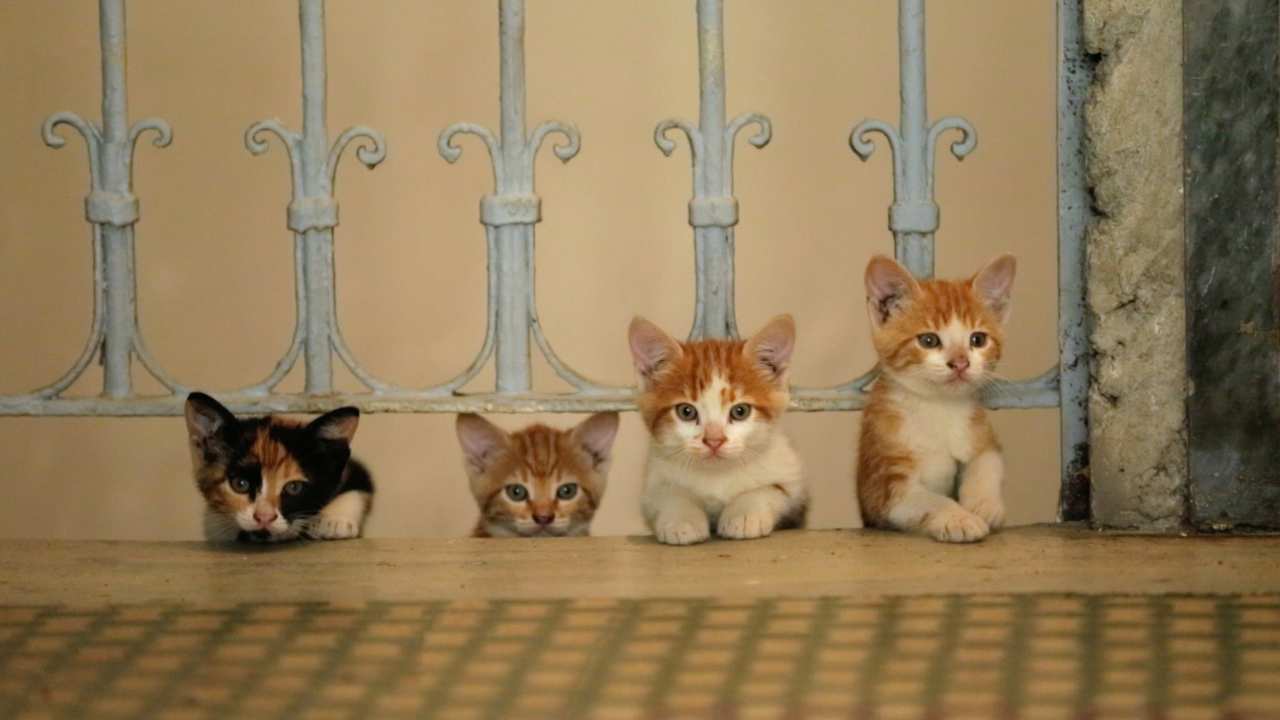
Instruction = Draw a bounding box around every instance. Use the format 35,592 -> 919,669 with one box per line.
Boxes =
533,513 -> 555,526
253,509 -> 278,526
703,436 -> 726,452
947,356 -> 970,373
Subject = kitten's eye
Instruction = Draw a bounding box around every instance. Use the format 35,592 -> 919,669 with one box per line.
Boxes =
283,480 -> 305,496
675,403 -> 699,422
505,484 -> 528,502
917,333 -> 942,349
970,332 -> 988,348
228,477 -> 252,494
556,483 -> 578,500
729,403 -> 752,422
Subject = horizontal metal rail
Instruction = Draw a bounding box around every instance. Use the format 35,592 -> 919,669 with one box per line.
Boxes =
0,0 -> 1078,420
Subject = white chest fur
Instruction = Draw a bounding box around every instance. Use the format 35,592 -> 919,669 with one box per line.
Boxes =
887,388 -> 980,495
643,432 -> 803,518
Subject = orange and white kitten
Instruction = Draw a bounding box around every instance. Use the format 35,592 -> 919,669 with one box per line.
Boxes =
857,254 -> 1017,543
455,413 -> 619,538
629,315 -> 807,546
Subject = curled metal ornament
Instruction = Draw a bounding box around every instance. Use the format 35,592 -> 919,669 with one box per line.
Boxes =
926,116 -> 978,194
849,119 -> 906,201
127,117 -> 173,150
725,112 -> 772,150
438,122 -> 503,180
42,112 -> 103,187
528,121 -> 581,164
327,125 -> 387,187
653,118 -> 705,161
244,119 -> 303,197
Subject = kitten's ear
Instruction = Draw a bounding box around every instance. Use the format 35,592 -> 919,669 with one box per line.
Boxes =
628,316 -> 682,383
864,255 -> 919,328
308,407 -> 360,444
744,314 -> 795,381
455,413 -> 509,475
571,412 -> 620,471
970,254 -> 1017,323
185,392 -> 238,444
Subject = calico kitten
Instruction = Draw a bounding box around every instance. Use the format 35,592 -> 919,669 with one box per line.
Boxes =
856,254 -> 1016,543
184,392 -> 374,543
455,412 -> 619,538
629,315 -> 807,546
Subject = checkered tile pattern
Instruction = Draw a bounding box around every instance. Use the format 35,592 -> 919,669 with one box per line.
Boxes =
1,595 -> 1278,719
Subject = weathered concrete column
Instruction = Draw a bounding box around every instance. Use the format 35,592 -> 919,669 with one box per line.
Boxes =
1084,0 -> 1188,529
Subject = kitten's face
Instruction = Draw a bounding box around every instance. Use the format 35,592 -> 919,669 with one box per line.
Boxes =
456,413 -> 619,538
184,393 -> 359,542
864,255 -> 1016,398
629,315 -> 794,465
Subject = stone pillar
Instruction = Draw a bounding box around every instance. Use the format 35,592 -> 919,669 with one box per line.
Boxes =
1084,0 -> 1188,529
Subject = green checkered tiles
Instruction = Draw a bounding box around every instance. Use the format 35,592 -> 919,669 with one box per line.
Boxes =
1,595 -> 1278,720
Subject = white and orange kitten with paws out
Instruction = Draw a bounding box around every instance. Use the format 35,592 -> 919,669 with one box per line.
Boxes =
630,315 -> 807,546
857,254 -> 1016,543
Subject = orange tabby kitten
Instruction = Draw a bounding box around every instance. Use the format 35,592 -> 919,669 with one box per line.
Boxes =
629,315 -> 807,545
455,413 -> 619,538
857,254 -> 1016,543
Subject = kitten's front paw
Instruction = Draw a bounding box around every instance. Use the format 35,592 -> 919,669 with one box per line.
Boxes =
654,516 -> 710,546
963,496 -> 1006,530
717,507 -> 776,540
924,506 -> 989,543
308,515 -> 361,540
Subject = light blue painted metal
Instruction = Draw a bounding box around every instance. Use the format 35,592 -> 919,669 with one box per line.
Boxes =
245,0 -> 387,396
850,0 -> 976,280
32,0 -> 173,401
0,0 -> 1084,425
655,0 -> 771,340
1056,0 -> 1092,520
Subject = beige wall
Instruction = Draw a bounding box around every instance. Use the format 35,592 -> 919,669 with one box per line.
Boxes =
0,0 -> 1058,540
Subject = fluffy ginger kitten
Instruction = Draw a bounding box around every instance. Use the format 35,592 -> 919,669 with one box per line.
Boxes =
629,315 -> 807,545
456,413 -> 619,538
857,254 -> 1016,543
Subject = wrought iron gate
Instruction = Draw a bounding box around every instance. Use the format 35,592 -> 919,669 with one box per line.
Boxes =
0,0 -> 1092,518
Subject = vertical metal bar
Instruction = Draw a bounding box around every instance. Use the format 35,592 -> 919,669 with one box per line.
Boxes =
494,0 -> 532,392
655,0 -> 771,341
298,0 -> 334,393
693,0 -> 735,339
98,0 -> 135,397
851,0 -> 973,282
1057,0 -> 1091,521
896,0 -> 932,278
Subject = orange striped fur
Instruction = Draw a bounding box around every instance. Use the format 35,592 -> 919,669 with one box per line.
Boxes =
456,413 -> 618,538
856,255 -> 1015,543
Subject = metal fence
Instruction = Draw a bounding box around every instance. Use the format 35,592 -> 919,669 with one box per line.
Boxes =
0,0 -> 1090,516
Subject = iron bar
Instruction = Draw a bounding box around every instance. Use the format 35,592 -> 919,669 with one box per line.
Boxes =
655,0 -> 771,340
1056,0 -> 1092,521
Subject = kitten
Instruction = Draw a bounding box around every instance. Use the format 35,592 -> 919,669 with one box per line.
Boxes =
455,412 -> 619,538
629,315 -> 807,545
184,392 -> 374,543
856,254 -> 1016,543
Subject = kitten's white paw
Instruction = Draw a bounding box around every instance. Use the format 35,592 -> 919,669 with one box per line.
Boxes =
308,515 -> 361,540
963,495 -> 1006,530
717,507 -> 776,540
924,506 -> 989,543
654,515 -> 710,546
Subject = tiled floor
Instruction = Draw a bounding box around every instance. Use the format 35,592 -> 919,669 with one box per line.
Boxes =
2,594 -> 1279,719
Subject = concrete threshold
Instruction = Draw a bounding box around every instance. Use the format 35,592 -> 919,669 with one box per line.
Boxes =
1,525 -> 1277,607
